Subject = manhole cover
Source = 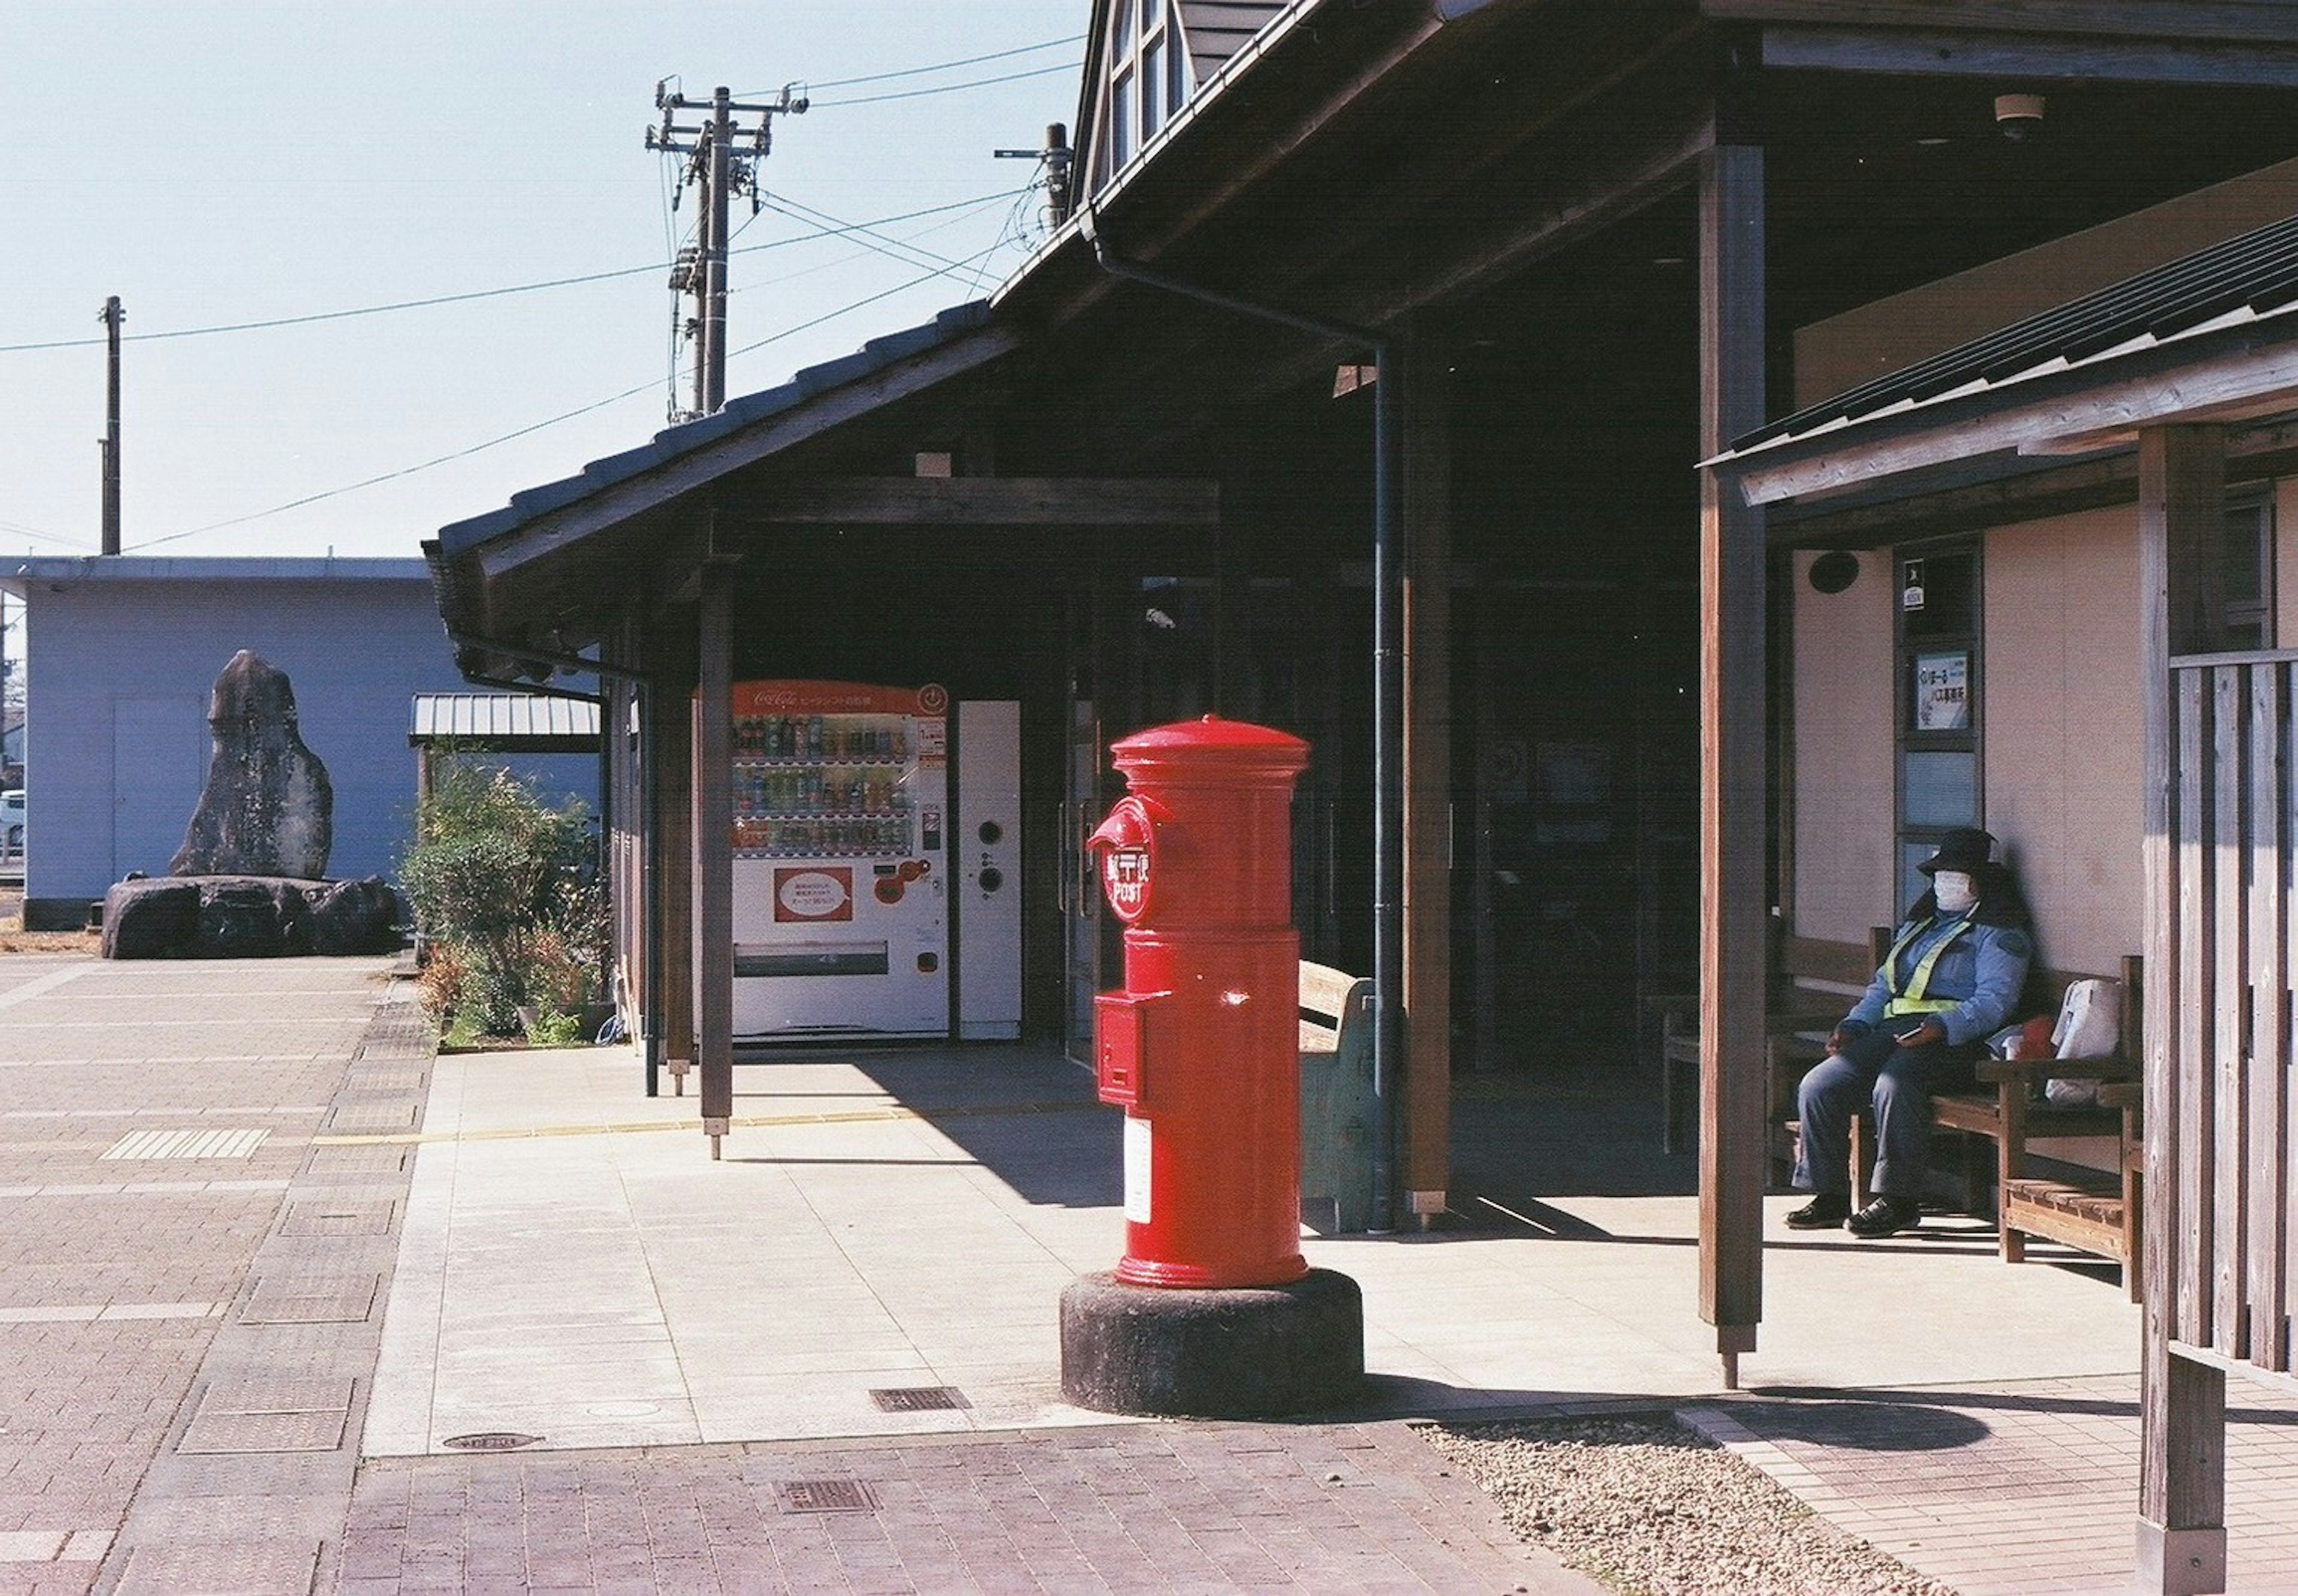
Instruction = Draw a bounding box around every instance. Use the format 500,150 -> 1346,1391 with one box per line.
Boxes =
441,1432 -> 542,1452
870,1386 -> 969,1412
778,1479 -> 877,1513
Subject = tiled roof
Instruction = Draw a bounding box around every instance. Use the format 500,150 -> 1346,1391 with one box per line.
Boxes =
1735,212 -> 2298,454
431,302 -> 994,560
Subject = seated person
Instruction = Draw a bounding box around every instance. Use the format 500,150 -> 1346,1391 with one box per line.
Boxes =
1786,827 -> 2033,1238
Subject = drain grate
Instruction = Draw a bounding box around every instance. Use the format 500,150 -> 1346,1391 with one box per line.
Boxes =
280,1199 -> 396,1236
323,1102 -> 418,1133
303,1144 -> 409,1177
442,1432 -> 542,1452
778,1479 -> 877,1513
346,1066 -> 427,1092
240,1274 -> 380,1326
869,1385 -> 969,1412
177,1377 -> 352,1455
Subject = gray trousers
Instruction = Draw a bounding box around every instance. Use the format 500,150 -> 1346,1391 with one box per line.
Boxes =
1793,1026 -> 1977,1199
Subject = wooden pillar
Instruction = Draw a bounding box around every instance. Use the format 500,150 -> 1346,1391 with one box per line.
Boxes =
651,621 -> 696,1097
1695,136 -> 1767,1387
696,563 -> 736,1157
1401,321 -> 1452,1222
2136,422 -> 2227,1596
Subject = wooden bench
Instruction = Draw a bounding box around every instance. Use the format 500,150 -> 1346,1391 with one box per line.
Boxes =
1299,961 -> 1375,1235
1921,955 -> 2132,1267
1650,931 -> 1874,1154
1775,938 -> 2141,1270
1996,1032 -> 2144,1298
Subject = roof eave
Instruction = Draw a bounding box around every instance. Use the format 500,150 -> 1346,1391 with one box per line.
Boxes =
1718,314 -> 2298,508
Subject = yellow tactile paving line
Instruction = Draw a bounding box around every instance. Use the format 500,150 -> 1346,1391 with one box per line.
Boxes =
311,1097 -> 1101,1147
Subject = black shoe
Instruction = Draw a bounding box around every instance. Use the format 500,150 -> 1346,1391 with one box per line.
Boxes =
1784,1194 -> 1850,1230
1844,1197 -> 1921,1238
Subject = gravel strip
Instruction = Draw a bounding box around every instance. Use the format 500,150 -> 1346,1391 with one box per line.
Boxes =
1421,1413 -> 1958,1596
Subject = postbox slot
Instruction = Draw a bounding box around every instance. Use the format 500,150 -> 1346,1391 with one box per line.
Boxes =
1093,990 -> 1166,1108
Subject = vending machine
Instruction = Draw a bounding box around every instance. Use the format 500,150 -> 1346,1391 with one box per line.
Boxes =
723,680 -> 951,1038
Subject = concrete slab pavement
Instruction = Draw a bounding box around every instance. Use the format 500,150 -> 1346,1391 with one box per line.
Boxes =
355,1038 -> 2298,1593
5,953 -> 2297,1592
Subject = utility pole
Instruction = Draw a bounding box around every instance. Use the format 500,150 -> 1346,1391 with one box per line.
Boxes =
98,295 -> 123,555
994,124 -> 1075,231
648,81 -> 806,421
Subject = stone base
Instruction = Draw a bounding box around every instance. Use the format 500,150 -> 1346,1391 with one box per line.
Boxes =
1059,1268 -> 1363,1419
102,875 -> 402,959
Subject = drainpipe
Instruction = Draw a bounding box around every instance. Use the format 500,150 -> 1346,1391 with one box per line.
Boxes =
1077,206 -> 1404,1233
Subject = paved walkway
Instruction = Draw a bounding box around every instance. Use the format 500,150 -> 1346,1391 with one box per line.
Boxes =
0,953 -> 412,1595
2,953 -> 2296,1592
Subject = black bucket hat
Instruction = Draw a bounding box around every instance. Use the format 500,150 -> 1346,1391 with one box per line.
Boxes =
1917,827 -> 1996,876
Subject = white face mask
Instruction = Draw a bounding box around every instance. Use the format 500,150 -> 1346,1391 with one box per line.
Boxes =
1932,870 -> 1977,914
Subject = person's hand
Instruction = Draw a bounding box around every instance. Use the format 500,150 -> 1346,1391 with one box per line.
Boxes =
1826,1026 -> 1855,1054
1892,1017 -> 1944,1048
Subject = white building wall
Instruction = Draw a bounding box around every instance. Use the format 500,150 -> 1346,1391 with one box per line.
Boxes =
1791,509 -> 2150,977
1980,507 -> 2145,977
14,564 -> 487,922
1791,548 -> 1896,943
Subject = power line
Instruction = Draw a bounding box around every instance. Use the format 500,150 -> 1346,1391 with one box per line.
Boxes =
754,193 -> 963,275
771,34 -> 1081,93
120,240 -> 1014,554
0,191 -> 1028,356
0,516 -> 87,552
812,62 -> 1077,109
728,190 -> 1022,300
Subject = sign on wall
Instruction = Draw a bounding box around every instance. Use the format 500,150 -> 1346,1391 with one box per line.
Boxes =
1914,649 -> 1970,732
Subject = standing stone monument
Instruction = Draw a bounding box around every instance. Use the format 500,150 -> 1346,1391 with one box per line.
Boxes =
172,649 -> 333,878
102,650 -> 398,958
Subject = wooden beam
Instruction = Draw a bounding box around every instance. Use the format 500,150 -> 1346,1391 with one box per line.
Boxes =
1771,419 -> 2298,549
470,324 -> 1020,585
1758,24 -> 2298,86
1697,141 -> 1769,1384
653,629 -> 695,1097
746,476 -> 1220,527
1366,101 -> 1713,327
1703,1 -> 2298,42
2136,423 -> 2229,1594
1401,319 -> 1452,1224
696,561 -> 735,1157
1728,339 -> 2298,508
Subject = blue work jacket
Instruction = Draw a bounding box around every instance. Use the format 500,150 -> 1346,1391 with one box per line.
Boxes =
1842,907 -> 2033,1048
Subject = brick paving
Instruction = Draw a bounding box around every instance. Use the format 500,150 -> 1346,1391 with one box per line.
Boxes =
9,950 -> 2298,1592
338,1421 -> 1549,1595
0,954 -> 399,1596
1691,1376 -> 2298,1595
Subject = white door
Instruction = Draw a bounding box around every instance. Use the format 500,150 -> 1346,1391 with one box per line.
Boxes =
955,700 -> 1022,1040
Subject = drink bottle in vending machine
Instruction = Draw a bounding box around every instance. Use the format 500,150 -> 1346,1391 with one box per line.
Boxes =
716,681 -> 951,1038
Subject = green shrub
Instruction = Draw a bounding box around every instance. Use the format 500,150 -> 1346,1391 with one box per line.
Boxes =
403,756 -> 606,1039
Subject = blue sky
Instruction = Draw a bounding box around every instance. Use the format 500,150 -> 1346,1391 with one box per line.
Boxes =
0,2 -> 1086,568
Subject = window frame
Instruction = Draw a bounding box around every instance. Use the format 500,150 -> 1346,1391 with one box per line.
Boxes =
1893,536 -> 1983,909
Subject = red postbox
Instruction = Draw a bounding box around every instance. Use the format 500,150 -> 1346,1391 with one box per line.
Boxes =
1086,715 -> 1309,1290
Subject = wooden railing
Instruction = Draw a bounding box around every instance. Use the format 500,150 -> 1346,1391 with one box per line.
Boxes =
2166,652 -> 2297,1376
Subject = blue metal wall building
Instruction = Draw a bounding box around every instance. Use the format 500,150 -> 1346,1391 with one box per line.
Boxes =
1,556 -> 593,931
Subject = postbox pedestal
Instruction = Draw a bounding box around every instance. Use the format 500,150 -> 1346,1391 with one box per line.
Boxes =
1059,1269 -> 1364,1419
